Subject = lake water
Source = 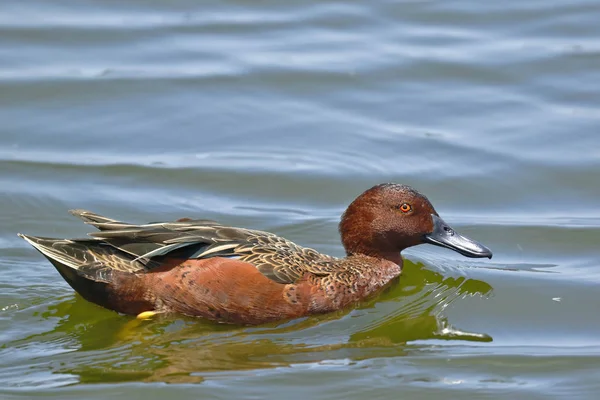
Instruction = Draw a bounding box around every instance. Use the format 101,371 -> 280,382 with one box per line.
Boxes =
1,0 -> 599,398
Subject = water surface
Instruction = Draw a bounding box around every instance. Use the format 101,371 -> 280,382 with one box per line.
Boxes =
1,0 -> 600,398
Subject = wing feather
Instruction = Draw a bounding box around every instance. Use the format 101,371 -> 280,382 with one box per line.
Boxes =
33,210 -> 341,284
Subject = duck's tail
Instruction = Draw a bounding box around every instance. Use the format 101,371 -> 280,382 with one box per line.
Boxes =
18,232 -> 112,289
17,233 -> 147,313
18,234 -> 88,270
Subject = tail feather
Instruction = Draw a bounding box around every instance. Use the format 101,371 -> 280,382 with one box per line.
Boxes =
18,234 -> 88,270
17,234 -> 145,273
68,209 -> 133,231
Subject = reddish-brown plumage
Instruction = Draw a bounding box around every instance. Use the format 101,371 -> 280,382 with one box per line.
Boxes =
104,256 -> 401,325
146,258 -> 310,324
19,183 -> 492,325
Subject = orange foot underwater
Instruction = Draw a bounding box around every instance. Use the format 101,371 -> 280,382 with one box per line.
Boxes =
18,183 -> 492,325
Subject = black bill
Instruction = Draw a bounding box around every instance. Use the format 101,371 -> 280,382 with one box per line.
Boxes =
423,215 -> 492,259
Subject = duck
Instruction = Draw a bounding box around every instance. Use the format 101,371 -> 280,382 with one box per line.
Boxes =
18,183 -> 492,325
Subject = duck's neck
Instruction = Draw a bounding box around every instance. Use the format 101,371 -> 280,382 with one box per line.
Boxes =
339,207 -> 403,267
344,246 -> 404,268
358,251 -> 403,267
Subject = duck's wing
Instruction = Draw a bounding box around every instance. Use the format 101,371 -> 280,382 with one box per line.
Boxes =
69,210 -> 338,284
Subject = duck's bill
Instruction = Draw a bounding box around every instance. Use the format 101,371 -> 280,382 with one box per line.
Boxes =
423,215 -> 493,259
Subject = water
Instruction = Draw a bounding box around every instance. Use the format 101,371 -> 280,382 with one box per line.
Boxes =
1,0 -> 599,398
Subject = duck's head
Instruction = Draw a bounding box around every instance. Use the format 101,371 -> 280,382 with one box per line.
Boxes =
339,183 -> 492,263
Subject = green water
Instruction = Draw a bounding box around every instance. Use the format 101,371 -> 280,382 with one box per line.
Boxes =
1,0 -> 600,398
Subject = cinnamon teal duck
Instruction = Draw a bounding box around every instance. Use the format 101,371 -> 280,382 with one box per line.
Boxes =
18,183 -> 492,325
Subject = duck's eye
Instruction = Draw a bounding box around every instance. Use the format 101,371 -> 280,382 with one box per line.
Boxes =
398,203 -> 412,213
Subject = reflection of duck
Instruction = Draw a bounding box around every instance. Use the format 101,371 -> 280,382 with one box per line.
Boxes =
18,183 -> 492,324
350,261 -> 494,344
